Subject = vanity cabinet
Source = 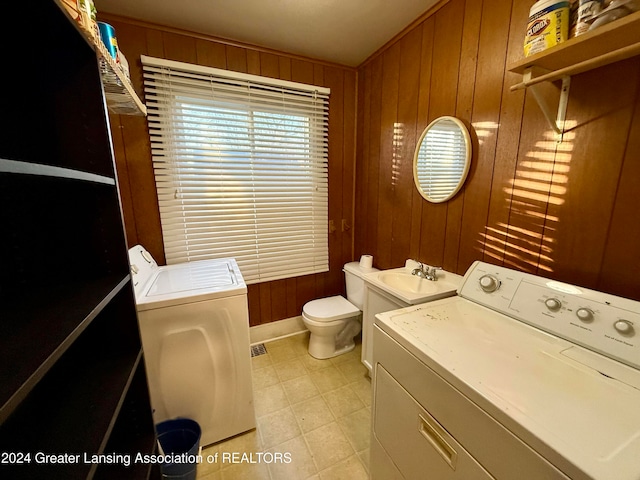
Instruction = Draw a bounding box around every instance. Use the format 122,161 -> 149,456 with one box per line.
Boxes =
362,284 -> 408,375
362,263 -> 462,375
0,1 -> 155,478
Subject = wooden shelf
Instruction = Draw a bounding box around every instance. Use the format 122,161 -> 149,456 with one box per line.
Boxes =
0,3 -> 155,477
97,42 -> 148,116
509,10 -> 640,77
507,10 -> 640,140
0,158 -> 115,185
0,275 -> 130,423
0,346 -> 142,478
54,0 -> 147,116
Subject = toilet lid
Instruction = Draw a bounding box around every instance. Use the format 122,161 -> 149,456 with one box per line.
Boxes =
303,295 -> 360,323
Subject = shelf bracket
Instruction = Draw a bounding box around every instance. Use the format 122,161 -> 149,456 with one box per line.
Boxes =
523,67 -> 570,143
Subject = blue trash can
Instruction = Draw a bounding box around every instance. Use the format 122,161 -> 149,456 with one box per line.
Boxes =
156,418 -> 201,480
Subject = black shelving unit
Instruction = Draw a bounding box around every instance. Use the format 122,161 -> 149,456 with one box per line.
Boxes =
0,1 -> 155,478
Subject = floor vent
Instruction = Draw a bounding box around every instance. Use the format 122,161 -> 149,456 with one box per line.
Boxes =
251,343 -> 267,357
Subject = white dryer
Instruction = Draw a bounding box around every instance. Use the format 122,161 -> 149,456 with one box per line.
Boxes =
372,261 -> 640,480
128,245 -> 255,446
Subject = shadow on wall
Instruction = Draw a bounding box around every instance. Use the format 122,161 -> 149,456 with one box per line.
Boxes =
479,121 -> 577,274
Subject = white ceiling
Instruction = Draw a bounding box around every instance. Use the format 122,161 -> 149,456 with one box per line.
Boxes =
94,0 -> 439,67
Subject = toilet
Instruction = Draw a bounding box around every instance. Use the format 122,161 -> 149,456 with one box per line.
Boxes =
302,262 -> 379,359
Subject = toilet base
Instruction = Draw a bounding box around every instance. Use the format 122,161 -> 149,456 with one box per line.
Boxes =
308,334 -> 356,360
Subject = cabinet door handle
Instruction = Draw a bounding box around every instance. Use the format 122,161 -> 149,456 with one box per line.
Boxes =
418,413 -> 458,470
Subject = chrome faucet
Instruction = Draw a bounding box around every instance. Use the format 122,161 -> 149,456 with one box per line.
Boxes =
411,262 -> 441,281
411,262 -> 427,278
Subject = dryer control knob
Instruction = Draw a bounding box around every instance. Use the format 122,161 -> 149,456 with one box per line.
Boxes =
545,298 -> 562,312
479,275 -> 500,293
576,308 -> 594,322
614,320 -> 634,335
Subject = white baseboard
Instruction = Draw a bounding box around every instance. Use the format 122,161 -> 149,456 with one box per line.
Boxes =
250,316 -> 307,345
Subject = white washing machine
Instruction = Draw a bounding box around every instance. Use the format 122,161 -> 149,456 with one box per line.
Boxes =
128,245 -> 255,446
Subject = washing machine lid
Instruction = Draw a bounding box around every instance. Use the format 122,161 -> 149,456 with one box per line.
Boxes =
303,295 -> 360,322
150,261 -> 237,295
133,256 -> 247,310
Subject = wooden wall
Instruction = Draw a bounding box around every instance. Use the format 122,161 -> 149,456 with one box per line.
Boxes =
355,0 -> 640,301
101,15 -> 358,326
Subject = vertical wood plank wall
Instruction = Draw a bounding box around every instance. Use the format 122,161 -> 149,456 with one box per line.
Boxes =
104,0 -> 640,331
102,15 -> 357,326
356,0 -> 640,301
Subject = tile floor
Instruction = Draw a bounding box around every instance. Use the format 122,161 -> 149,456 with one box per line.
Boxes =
197,332 -> 372,479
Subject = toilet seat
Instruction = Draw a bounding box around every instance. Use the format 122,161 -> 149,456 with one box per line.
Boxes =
302,295 -> 360,323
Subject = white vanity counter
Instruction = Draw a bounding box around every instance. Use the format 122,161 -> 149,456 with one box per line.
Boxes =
361,260 -> 463,374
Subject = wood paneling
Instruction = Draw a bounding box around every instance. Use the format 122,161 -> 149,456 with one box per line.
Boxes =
356,0 -> 640,301
600,94 -> 640,299
377,42 -> 401,269
482,0 -> 528,269
458,0 -> 512,272
104,0 -> 640,329
545,60 -> 639,283
101,15 -> 358,326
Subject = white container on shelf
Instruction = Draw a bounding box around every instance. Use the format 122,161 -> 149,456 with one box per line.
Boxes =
524,0 -> 570,57
118,51 -> 130,80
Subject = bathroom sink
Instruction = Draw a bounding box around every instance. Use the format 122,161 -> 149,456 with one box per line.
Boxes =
364,260 -> 463,305
377,272 -> 447,294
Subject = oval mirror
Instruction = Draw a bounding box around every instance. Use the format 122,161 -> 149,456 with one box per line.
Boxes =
413,116 -> 472,203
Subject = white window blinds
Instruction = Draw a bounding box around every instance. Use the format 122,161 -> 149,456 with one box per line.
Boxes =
141,55 -> 330,284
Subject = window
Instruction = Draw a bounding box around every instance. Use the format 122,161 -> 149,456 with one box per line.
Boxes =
141,56 -> 330,284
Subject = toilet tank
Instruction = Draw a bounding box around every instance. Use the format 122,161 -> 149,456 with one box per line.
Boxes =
343,262 -> 379,310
